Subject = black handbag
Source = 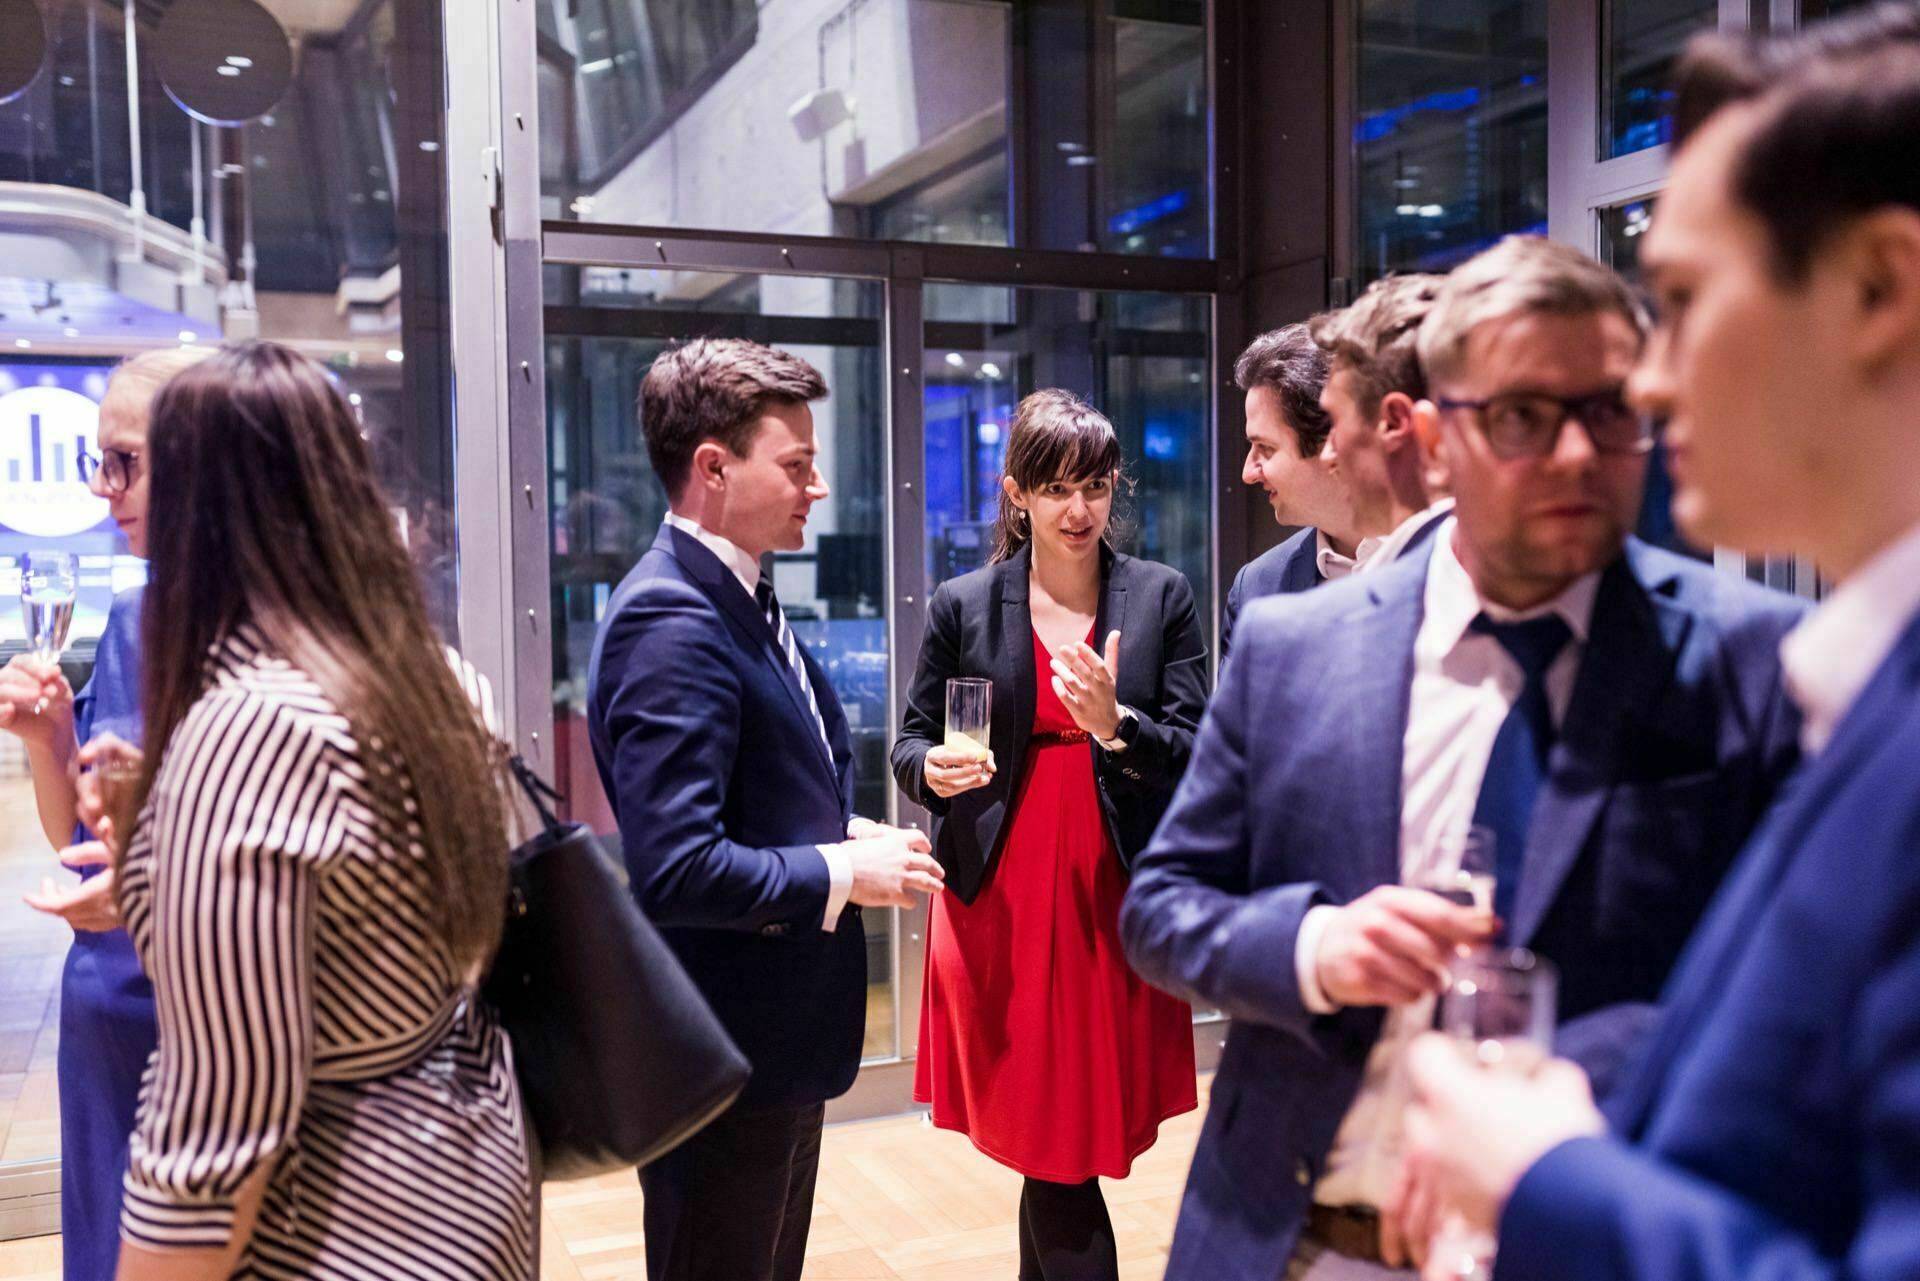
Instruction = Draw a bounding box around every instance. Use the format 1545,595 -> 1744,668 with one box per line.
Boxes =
484,758 -> 751,1181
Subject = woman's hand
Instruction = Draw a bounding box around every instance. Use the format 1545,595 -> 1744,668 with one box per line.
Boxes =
923,743 -> 997,799
0,655 -> 74,746
1050,630 -> 1123,741
24,842 -> 122,933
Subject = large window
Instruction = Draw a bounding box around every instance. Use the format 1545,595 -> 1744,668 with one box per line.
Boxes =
1601,0 -> 1718,158
1353,0 -> 1550,284
0,0 -> 459,1224
537,0 -> 1209,258
542,267 -> 899,1058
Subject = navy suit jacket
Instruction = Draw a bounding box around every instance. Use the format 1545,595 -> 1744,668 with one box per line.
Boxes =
1220,527 -> 1320,664
586,525 -> 866,1109
1496,608 -> 1920,1281
1119,537 -> 1804,1281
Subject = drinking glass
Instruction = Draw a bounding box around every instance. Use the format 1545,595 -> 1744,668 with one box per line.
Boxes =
20,551 -> 77,713
1416,824 -> 1497,912
944,677 -> 992,762
92,755 -> 145,850
1433,947 -> 1559,1279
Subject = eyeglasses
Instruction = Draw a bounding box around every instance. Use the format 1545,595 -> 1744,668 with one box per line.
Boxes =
76,445 -> 141,496
1434,389 -> 1656,461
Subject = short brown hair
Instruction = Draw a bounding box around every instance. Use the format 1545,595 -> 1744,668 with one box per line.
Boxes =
1308,274 -> 1444,416
1417,236 -> 1649,389
1672,3 -> 1920,282
639,338 -> 827,497
1234,324 -> 1332,458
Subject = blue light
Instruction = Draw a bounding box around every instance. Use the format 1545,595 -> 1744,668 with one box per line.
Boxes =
1355,86 -> 1482,144
1107,189 -> 1192,236
1143,421 -> 1179,461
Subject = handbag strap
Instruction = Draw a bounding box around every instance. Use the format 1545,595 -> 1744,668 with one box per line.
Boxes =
508,755 -> 566,836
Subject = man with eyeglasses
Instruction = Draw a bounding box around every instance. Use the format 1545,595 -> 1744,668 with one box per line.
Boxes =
1120,234 -> 1804,1281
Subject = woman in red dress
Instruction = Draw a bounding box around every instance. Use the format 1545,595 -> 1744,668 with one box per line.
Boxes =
892,390 -> 1209,1280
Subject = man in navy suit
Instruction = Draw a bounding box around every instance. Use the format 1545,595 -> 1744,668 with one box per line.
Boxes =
1221,325 -> 1365,661
1120,236 -> 1803,1281
1394,11 -> 1920,1280
587,338 -> 944,1281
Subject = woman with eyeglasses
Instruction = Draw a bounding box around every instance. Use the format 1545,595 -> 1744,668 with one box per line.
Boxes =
0,347 -> 209,1281
112,341 -> 531,1279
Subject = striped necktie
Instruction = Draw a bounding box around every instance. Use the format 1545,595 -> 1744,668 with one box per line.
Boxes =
755,577 -> 832,758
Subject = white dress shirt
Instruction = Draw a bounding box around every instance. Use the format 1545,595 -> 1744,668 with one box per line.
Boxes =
1295,519 -> 1600,1208
662,514 -> 854,929
1316,529 -> 1376,583
1356,498 -> 1456,574
1779,519 -> 1920,757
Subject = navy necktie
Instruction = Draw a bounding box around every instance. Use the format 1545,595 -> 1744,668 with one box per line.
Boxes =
756,577 -> 832,759
1468,613 -> 1573,939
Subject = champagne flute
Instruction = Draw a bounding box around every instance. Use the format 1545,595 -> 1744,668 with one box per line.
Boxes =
944,677 -> 992,762
1432,947 -> 1559,1279
20,551 -> 77,714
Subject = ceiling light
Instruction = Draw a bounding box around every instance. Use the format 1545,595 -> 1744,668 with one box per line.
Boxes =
179,330 -> 197,343
217,66 -> 241,77
944,352 -> 965,368
979,362 -> 1002,379
14,339 -> 30,349
349,393 -> 363,406
226,55 -> 254,68
385,349 -> 404,363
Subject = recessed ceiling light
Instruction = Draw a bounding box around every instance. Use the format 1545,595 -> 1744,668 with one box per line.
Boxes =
217,66 -> 242,77
385,349 -> 404,363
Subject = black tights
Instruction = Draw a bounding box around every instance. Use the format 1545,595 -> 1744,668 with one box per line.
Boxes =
1017,1176 -> 1117,1281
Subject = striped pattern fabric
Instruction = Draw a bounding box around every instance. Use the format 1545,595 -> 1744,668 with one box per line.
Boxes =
756,577 -> 833,758
118,628 -> 534,1278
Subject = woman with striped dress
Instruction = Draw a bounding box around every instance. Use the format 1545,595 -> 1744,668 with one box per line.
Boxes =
111,341 -> 534,1280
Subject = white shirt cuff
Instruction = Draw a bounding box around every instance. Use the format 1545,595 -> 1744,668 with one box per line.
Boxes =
1295,905 -> 1340,1015
817,843 -> 853,932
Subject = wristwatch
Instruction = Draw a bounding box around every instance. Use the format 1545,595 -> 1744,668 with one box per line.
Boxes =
1096,706 -> 1140,754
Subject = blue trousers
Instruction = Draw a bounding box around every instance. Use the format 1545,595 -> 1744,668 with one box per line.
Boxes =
58,930 -> 157,1281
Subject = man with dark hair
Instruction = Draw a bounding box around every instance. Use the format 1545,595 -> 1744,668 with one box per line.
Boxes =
587,337 -> 944,1281
1309,275 -> 1455,571
1220,324 -> 1367,662
1394,9 -> 1920,1280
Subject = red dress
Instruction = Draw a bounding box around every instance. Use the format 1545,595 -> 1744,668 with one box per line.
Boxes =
913,627 -> 1198,1182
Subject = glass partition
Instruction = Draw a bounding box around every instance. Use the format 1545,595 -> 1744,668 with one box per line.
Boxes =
542,268 -> 898,1058
1600,0 -> 1717,159
0,0 -> 457,1218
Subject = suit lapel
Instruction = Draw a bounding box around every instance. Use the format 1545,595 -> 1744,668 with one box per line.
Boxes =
1347,549 -> 1431,889
1282,532 -> 1321,593
997,550 -> 1036,781
1095,549 -> 1131,673
659,526 -> 840,786
1511,548 -> 1691,946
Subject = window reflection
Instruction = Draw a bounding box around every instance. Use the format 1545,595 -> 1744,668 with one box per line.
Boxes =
1600,0 -> 1717,159
1353,0 -> 1549,284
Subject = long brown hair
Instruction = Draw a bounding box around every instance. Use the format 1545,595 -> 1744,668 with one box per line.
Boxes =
989,389 -> 1126,563
131,342 -> 508,973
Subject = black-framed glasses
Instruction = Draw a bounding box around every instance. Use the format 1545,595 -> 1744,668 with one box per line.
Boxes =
76,445 -> 141,496
1434,389 -> 1656,461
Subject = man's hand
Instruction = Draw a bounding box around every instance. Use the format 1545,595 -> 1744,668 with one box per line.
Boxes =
1390,1033 -> 1606,1259
1050,630 -> 1124,741
24,842 -> 121,933
0,655 -> 73,746
1315,885 -> 1496,1007
922,744 -> 997,799
844,826 -> 945,909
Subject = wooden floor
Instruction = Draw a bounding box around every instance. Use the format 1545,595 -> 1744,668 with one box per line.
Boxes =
0,1079 -> 1209,1280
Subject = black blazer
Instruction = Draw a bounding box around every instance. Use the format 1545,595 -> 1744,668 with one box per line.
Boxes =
891,544 -> 1209,905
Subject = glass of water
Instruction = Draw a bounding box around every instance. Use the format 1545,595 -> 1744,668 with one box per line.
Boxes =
944,677 -> 992,762
1433,947 -> 1559,1279
20,551 -> 77,712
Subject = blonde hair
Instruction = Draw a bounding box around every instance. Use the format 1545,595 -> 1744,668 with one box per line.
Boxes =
1308,274 -> 1445,415
1416,237 -> 1649,389
100,347 -> 218,421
